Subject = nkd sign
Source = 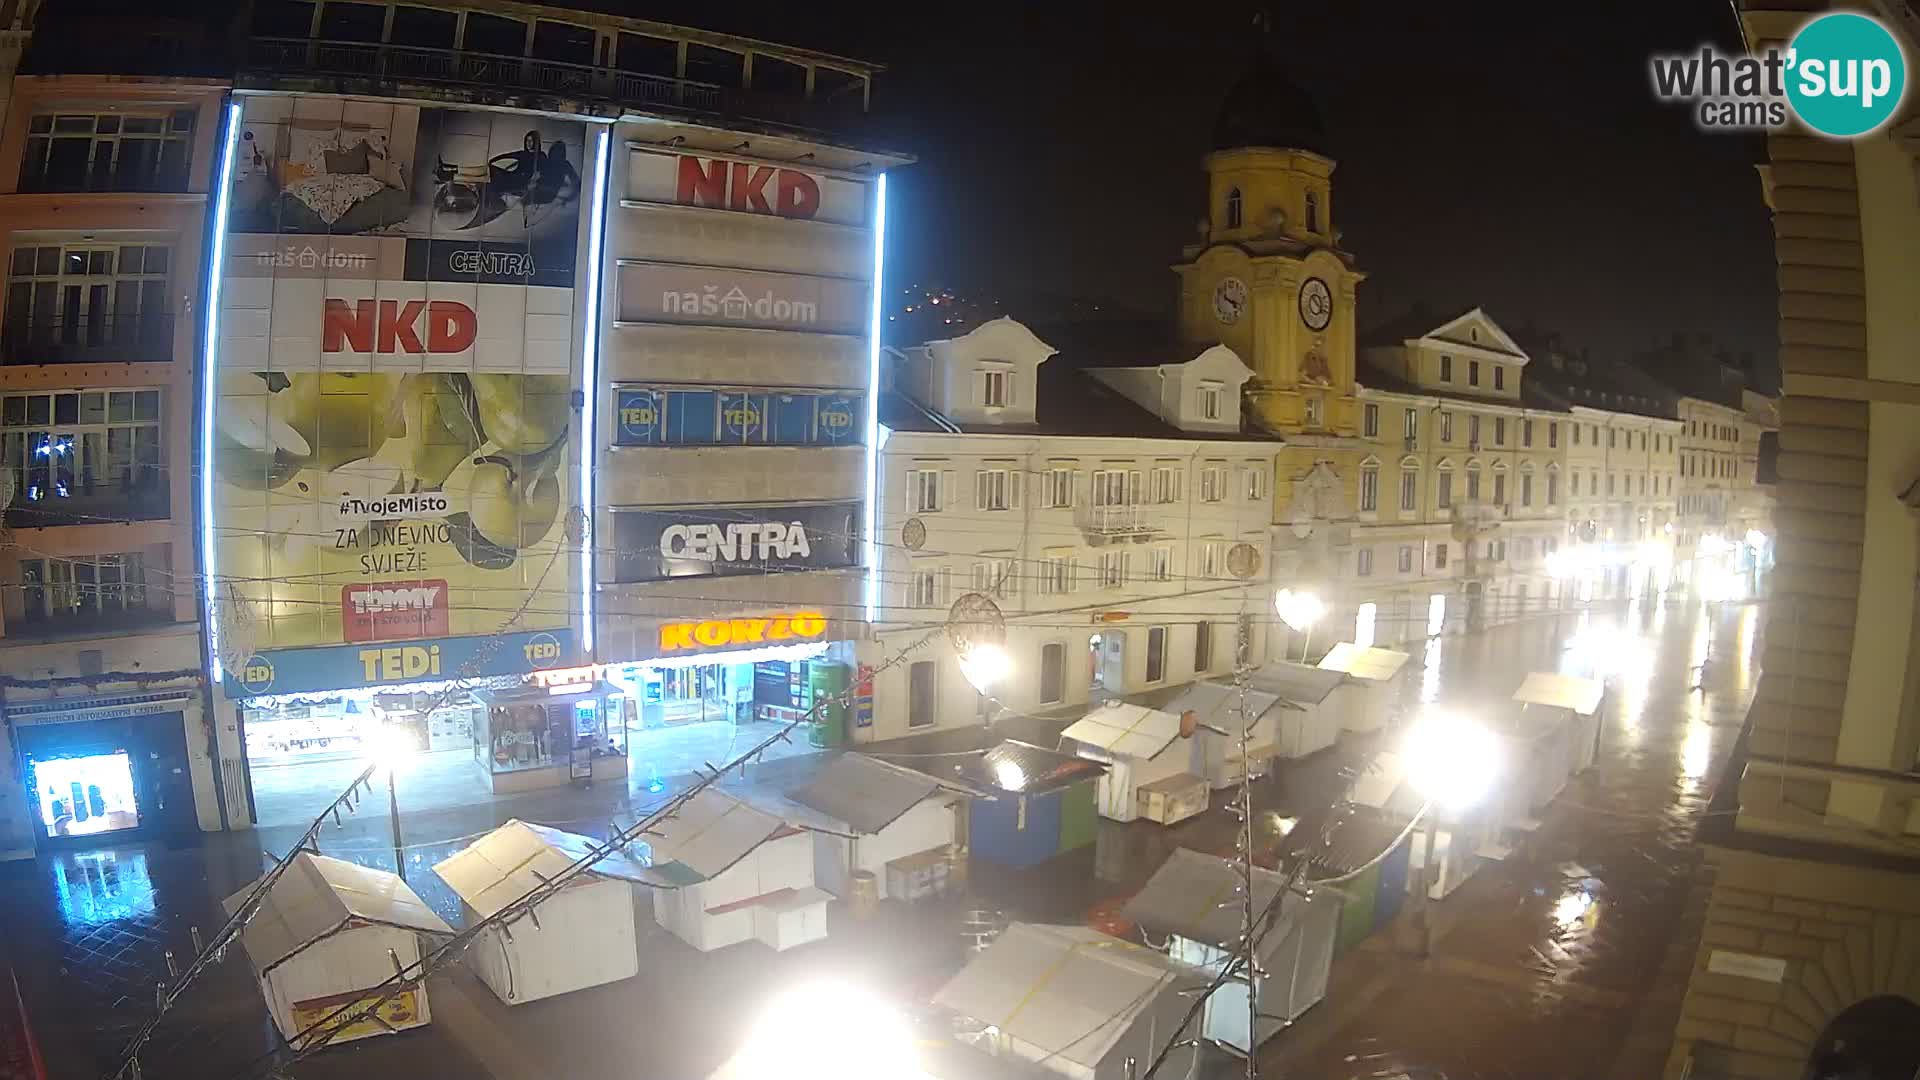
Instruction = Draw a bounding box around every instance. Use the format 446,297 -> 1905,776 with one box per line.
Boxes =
617,262 -> 869,335
610,501 -> 859,582
626,149 -> 870,227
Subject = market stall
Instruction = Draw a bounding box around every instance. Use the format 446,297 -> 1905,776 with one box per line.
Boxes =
431,819 -> 650,1004
923,741 -> 1103,870
470,681 -> 631,794
1348,750 -> 1507,900
934,922 -> 1208,1080
638,788 -> 827,952
1247,662 -> 1348,759
1123,848 -> 1339,1053
1514,671 -> 1606,775
787,752 -> 967,901
1060,702 -> 1206,824
226,852 -> 453,1049
1316,642 -> 1412,733
1157,681 -> 1283,790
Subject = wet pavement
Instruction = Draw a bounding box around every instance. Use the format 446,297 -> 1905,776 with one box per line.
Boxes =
0,590 -> 1761,1080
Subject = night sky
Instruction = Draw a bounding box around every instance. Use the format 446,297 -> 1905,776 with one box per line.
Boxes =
716,0 -> 1779,378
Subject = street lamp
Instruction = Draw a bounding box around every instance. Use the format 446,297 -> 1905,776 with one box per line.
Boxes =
363,725 -> 414,881
957,641 -> 1011,694
719,981 -> 921,1080
1401,709 -> 1499,958
1274,588 -> 1325,661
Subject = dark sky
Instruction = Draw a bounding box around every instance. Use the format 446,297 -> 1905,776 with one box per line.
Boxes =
712,1 -> 1778,374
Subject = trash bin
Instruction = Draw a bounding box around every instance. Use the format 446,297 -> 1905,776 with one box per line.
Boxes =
849,870 -> 879,920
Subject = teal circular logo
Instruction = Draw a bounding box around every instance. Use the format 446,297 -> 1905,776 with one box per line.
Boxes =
237,654 -> 276,695
1786,13 -> 1907,137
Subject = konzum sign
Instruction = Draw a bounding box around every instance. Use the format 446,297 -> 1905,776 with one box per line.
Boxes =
658,610 -> 829,652
626,148 -> 870,227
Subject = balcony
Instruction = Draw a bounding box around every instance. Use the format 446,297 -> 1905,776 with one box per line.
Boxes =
1,314 -> 174,366
5,478 -> 170,529
1730,756 -> 1920,861
244,38 -> 870,137
1077,503 -> 1155,539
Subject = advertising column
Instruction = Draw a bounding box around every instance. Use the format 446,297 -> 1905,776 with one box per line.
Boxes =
212,96 -> 589,701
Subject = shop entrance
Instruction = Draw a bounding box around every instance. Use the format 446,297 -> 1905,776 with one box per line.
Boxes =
16,711 -> 195,847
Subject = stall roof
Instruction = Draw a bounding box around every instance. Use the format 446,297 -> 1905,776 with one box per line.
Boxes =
933,923 -> 1207,1073
1344,750 -> 1424,818
1318,643 -> 1413,682
1060,701 -> 1188,761
951,740 -> 1107,796
1248,662 -> 1348,706
633,789 -> 791,887
789,753 -> 966,835
1160,682 -> 1282,731
1123,848 -> 1295,955
433,820 -> 652,919
1513,672 -> 1605,716
224,852 -> 452,975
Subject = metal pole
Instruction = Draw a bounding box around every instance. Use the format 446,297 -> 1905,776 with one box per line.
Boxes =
387,767 -> 405,881
1417,820 -> 1439,959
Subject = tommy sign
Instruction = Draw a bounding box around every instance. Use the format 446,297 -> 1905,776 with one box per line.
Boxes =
612,501 -> 859,582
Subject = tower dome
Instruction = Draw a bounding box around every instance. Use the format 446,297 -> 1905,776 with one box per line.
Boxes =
1210,50 -> 1329,155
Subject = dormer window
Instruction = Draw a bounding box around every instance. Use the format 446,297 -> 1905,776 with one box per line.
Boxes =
1198,381 -> 1224,421
978,364 -> 1011,408
1469,327 -> 1479,342
1225,188 -> 1242,229
1304,190 -> 1320,233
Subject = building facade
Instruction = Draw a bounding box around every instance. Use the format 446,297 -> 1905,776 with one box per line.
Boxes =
861,318 -> 1277,741
1662,3 -> 1920,1077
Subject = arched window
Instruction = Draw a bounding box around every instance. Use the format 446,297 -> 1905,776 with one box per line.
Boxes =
1225,188 -> 1243,229
1304,190 -> 1321,233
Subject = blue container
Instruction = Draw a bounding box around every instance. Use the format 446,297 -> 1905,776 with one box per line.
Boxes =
1373,835 -> 1413,930
970,790 -> 1063,869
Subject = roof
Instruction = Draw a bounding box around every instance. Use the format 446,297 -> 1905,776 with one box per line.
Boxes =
1248,662 -> 1348,706
788,753 -> 953,834
1123,848 -> 1296,955
1060,702 -> 1189,761
1158,681 -> 1282,731
1343,750 -> 1422,817
1312,811 -> 1412,878
1358,361 -> 1567,415
633,789 -> 791,887
1360,306 -> 1475,351
1317,643 -> 1411,682
432,820 -> 651,919
225,852 -> 452,974
1512,672 -> 1605,716
933,923 -> 1207,1072
1212,48 -> 1329,155
950,740 -> 1107,796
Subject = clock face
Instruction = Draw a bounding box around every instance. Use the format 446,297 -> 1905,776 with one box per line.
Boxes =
1299,277 -> 1333,331
1212,277 -> 1248,325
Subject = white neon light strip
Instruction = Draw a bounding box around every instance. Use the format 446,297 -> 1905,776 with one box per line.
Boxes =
201,101 -> 243,682
863,173 -> 888,621
579,127 -> 612,656
611,640 -> 829,677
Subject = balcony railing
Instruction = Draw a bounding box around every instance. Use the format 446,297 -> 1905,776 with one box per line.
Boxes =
5,482 -> 170,529
1077,503 -> 1153,536
1,314 -> 174,365
246,38 -> 867,135
1734,756 -> 1920,859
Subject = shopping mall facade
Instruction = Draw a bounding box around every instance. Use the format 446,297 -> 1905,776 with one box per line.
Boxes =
0,0 -> 904,853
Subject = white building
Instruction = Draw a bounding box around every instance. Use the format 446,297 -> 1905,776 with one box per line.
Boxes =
858,317 -> 1280,742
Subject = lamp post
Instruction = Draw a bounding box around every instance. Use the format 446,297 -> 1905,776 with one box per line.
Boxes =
366,727 -> 411,881
958,641 -> 1011,726
1402,710 -> 1499,959
1274,588 -> 1325,663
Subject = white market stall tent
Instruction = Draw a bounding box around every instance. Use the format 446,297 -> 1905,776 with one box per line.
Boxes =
1349,750 -> 1509,900
1158,681 -> 1283,790
638,788 -> 828,953
432,819 -> 650,1005
787,752 -> 967,901
1060,701 -> 1206,824
226,852 -> 453,1049
1515,671 -> 1606,774
934,922 -> 1209,1080
1122,848 -> 1338,1054
1316,642 -> 1412,733
1246,662 -> 1348,759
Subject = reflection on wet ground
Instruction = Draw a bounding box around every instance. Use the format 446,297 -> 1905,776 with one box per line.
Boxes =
0,594 -> 1760,1080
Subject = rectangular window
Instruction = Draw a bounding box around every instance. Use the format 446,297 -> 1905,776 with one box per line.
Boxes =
1494,366 -> 1506,390
1146,626 -> 1167,683
1357,548 -> 1374,576
1608,429 -> 1617,449
980,367 -> 1010,408
1547,472 -> 1559,505
972,556 -> 1016,598
1398,545 -> 1415,573
1440,412 -> 1454,443
1359,467 -> 1378,512
1607,474 -> 1616,496
1197,540 -> 1223,579
1522,419 -> 1533,447
1493,472 -> 1506,505
1151,546 -> 1173,582
7,243 -> 174,361
1521,473 -> 1533,506
975,466 -> 1021,511
1439,355 -> 1453,382
1434,543 -> 1449,569
1572,424 -> 1581,446
1150,466 -> 1183,505
1362,403 -> 1379,437
1549,422 -> 1559,449
17,552 -> 150,628
1041,554 -> 1074,594
1098,550 -> 1128,588
20,110 -> 195,194
1437,471 -> 1453,509
1469,360 -> 1481,387
1403,407 -> 1418,442
1199,466 -> 1227,503
908,661 -> 936,728
1304,395 -> 1324,428
1091,468 -> 1130,508
1400,470 -> 1418,512
1469,414 -> 1481,446
1194,622 -> 1214,673
1466,468 -> 1481,501
2,389 -> 166,527
1039,643 -> 1065,704
908,567 -> 941,607
908,468 -> 945,513
1590,473 -> 1599,496
1494,417 -> 1506,446
1198,382 -> 1222,421
1042,467 -> 1074,508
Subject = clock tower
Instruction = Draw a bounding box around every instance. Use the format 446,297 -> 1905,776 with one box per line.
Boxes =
1172,49 -> 1365,439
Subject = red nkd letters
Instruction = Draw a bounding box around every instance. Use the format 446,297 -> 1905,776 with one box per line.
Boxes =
323,299 -> 478,354
675,156 -> 822,220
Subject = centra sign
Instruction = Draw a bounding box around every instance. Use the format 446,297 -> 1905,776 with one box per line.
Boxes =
659,611 -> 828,652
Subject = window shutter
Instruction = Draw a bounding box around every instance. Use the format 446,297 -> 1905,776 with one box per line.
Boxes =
940,565 -> 953,605
1008,469 -> 1023,509
1072,470 -> 1084,508
1128,470 -> 1143,504
973,369 -> 988,406
906,469 -> 919,511
975,470 -> 989,511
941,470 -> 955,512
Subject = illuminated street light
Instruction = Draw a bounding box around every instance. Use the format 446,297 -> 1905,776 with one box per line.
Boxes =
1403,709 -> 1500,812
1274,588 -> 1325,632
720,981 -> 921,1080
957,641 -> 1011,694
362,725 -> 412,882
